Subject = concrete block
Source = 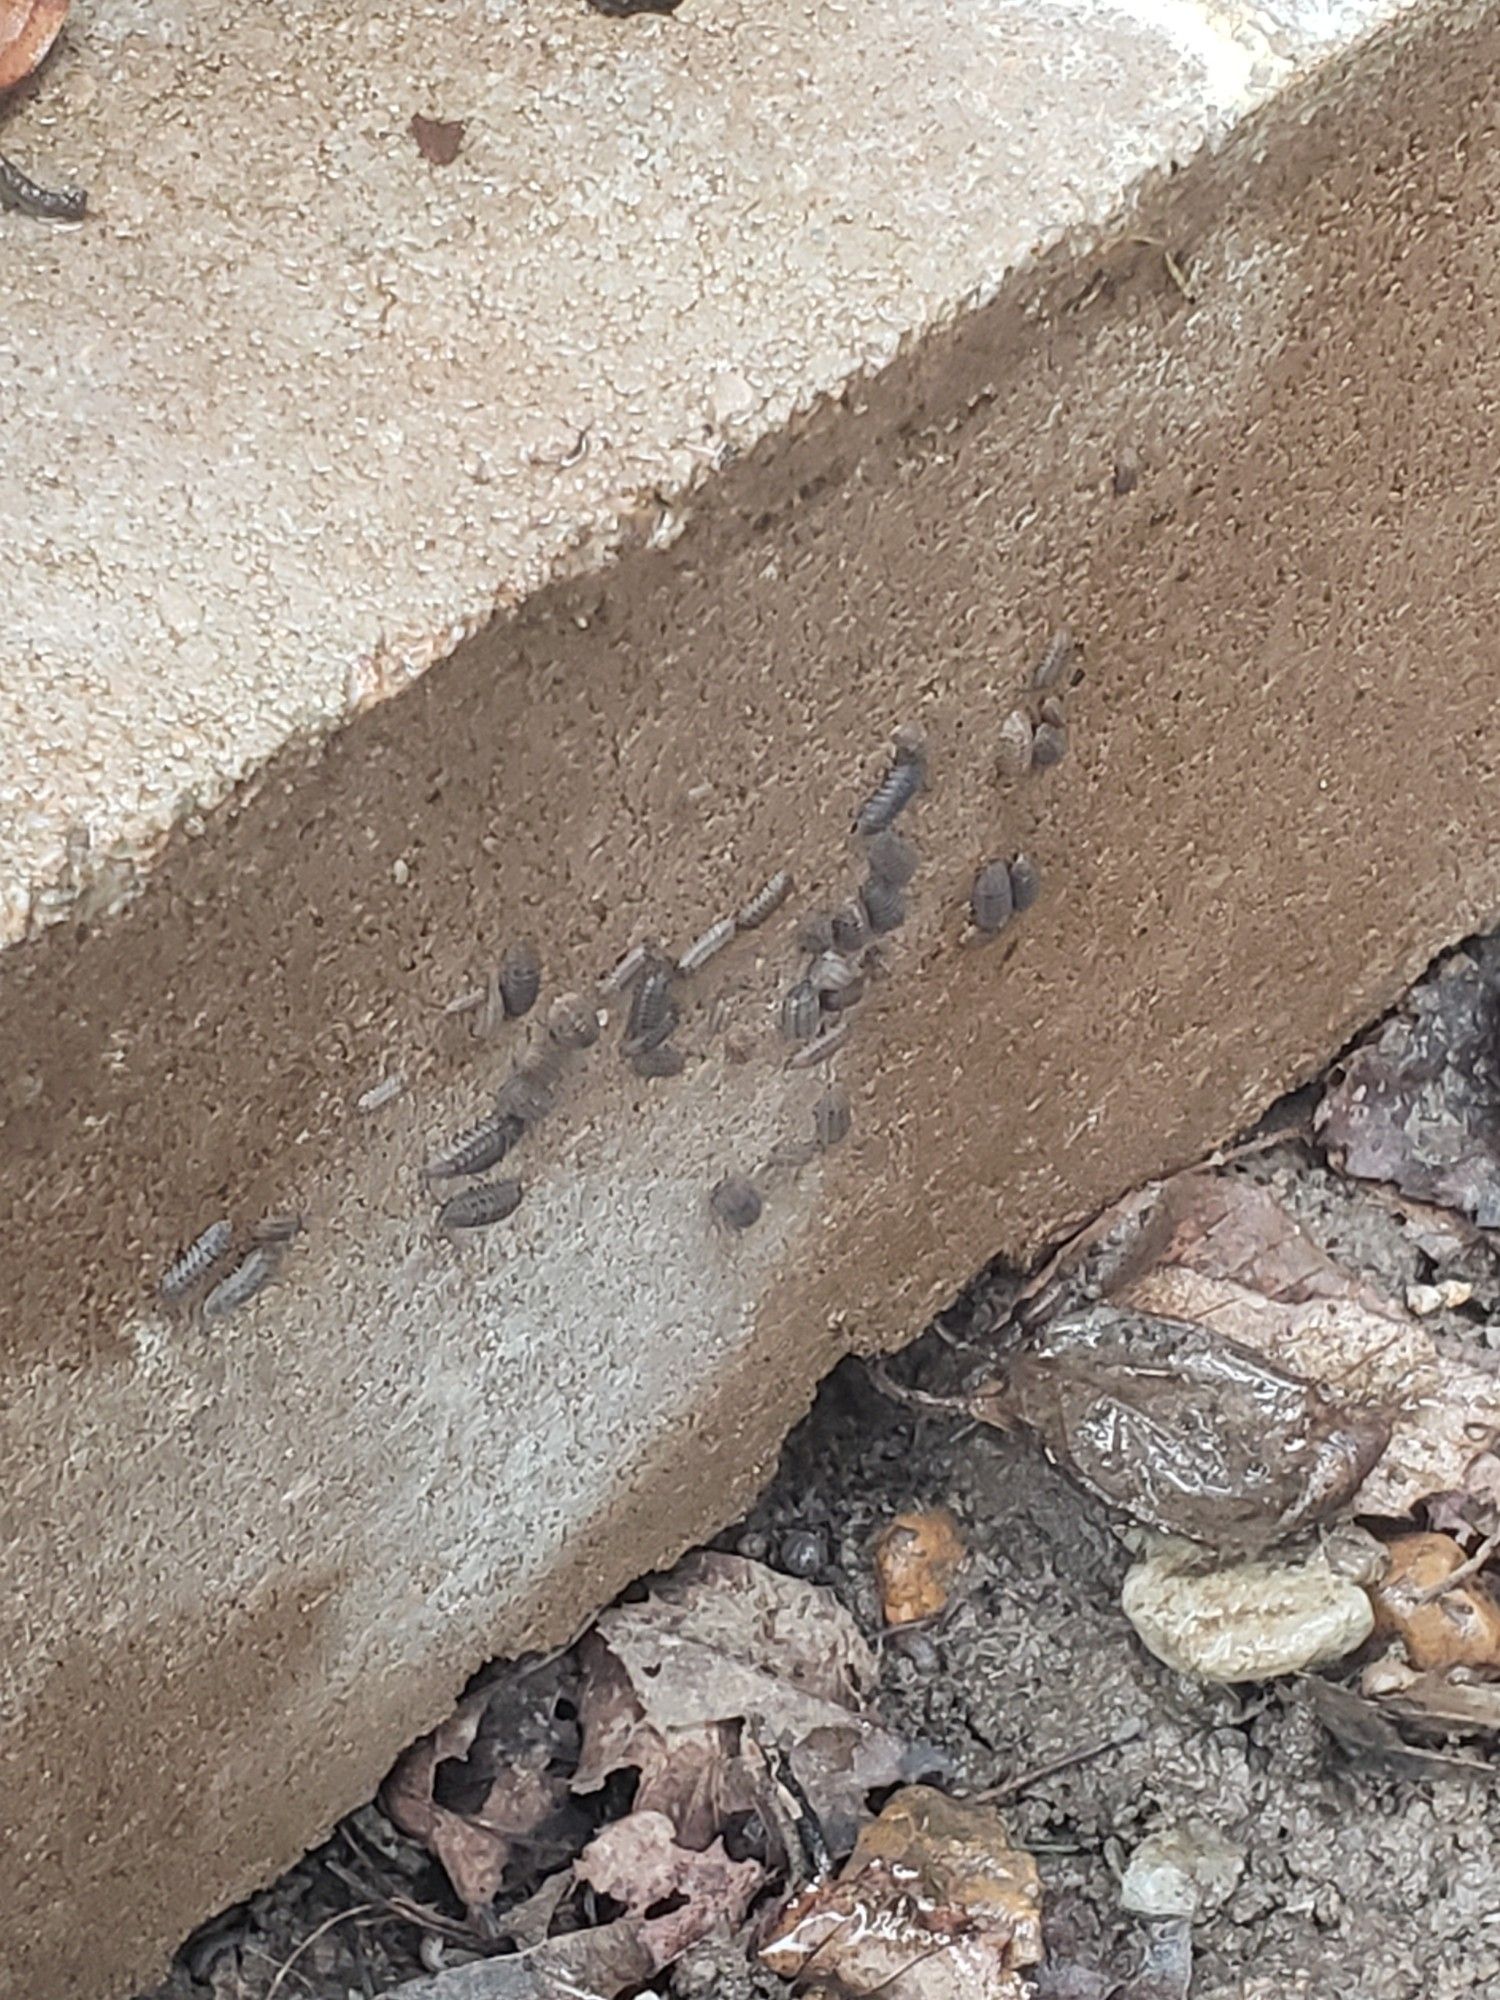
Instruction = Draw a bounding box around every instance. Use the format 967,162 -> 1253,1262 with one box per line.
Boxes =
2,0 -> 1495,1993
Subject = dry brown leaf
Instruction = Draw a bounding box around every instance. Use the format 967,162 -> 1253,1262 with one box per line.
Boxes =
0,0 -> 68,93
580,1552 -> 910,1853
409,112 -> 466,166
874,1509 -> 966,1627
762,1785 -> 1042,2000
1369,1532 -> 1500,1672
1316,945 -> 1500,1227
576,1809 -> 761,1962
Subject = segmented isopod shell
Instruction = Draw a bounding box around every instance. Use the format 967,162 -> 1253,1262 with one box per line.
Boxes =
787,1020 -> 852,1069
425,1111 -> 524,1180
622,954 -> 677,1055
1032,721 -> 1068,768
711,1174 -> 763,1231
499,939 -> 542,1018
632,1043 -> 686,1079
807,951 -> 858,998
831,899 -> 870,954
547,990 -> 601,1049
678,916 -> 736,975
861,877 -> 906,935
0,154 -> 87,220
813,1087 -> 852,1149
854,747 -> 924,835
865,827 -> 919,887
159,1219 -> 233,1301
971,860 -> 1014,933
996,709 -> 1034,779
1009,853 -> 1042,912
780,980 -> 821,1043
495,1049 -> 563,1125
1030,626 -> 1075,691
737,870 -> 793,930
202,1246 -> 280,1320
438,1178 -> 524,1232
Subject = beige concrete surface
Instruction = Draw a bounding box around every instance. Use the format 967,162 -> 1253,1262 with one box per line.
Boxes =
3,0 -> 1496,1996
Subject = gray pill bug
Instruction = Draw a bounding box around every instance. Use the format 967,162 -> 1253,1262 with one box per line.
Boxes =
854,737 -> 925,836
159,1219 -> 233,1302
547,990 -> 601,1050
438,1178 -> 524,1232
1032,720 -> 1068,768
202,1246 -> 281,1321
632,1043 -> 686,1079
865,828 -> 919,887
425,1111 -> 525,1180
996,708 -> 1034,780
622,953 -> 678,1056
736,870 -> 793,931
499,939 -> 542,1019
861,876 -> 906,936
831,898 -> 871,954
1039,694 -> 1066,728
710,1174 -> 763,1231
1030,626 -> 1075,691
780,979 -> 822,1043
813,1087 -> 852,1149
971,860 -> 1015,934
677,916 -> 737,975
495,1048 -> 564,1126
808,951 -> 859,999
1009,852 -> 1042,912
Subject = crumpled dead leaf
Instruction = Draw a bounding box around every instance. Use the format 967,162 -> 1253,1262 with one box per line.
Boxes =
761,1785 -> 1042,1999
974,1302 -> 1389,1554
576,1551 -> 911,1856
0,0 -> 68,93
380,1660 -> 579,1912
576,1809 -> 760,1962
1316,944 -> 1500,1227
1369,1531 -> 1500,1672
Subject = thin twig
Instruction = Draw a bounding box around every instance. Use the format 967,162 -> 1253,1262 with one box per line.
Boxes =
265,1905 -> 375,2000
1413,1529 -> 1500,1605
866,1356 -> 969,1416
964,1720 -> 1144,1803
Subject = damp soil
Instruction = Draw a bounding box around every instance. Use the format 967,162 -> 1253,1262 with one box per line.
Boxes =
142,1144 -> 1500,2000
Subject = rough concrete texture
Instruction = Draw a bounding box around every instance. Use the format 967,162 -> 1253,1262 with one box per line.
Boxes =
2,0 -> 1496,1995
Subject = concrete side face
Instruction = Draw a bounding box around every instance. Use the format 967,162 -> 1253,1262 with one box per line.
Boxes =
5,8 -> 1500,1995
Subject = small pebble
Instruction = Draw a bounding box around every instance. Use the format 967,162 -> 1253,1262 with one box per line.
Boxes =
736,1529 -> 771,1562
780,1528 -> 828,1578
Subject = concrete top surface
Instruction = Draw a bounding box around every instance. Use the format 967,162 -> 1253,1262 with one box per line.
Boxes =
1,0 -> 1405,945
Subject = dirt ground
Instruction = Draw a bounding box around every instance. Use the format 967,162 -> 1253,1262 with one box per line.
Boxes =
143,979 -> 1500,2000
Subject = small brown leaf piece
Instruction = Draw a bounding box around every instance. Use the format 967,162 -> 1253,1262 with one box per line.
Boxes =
0,0 -> 68,94
874,1508 -> 966,1627
1369,1532 -> 1500,1672
409,112 -> 466,167
576,1810 -> 761,1965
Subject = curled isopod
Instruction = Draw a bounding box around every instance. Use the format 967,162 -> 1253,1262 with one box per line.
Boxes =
710,1174 -> 763,1231
496,1047 -> 565,1125
780,979 -> 821,1043
1032,721 -> 1068,768
861,877 -> 906,935
971,860 -> 1015,934
736,869 -> 793,931
438,1178 -> 524,1232
813,1087 -> 852,1149
202,1246 -> 280,1321
854,740 -> 924,835
1030,627 -> 1075,691
831,898 -> 870,954
622,953 -> 678,1055
678,916 -> 736,975
547,990 -> 600,1049
499,939 -> 542,1019
808,951 -> 858,999
632,1043 -> 686,1079
1009,852 -> 1042,911
865,828 -> 919,887
796,911 -> 837,955
159,1220 -> 233,1302
787,1019 -> 852,1069
996,708 -> 1034,779
425,1111 -> 524,1180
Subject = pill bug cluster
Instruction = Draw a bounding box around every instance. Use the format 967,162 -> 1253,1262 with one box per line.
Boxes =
155,636 -> 1079,1289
